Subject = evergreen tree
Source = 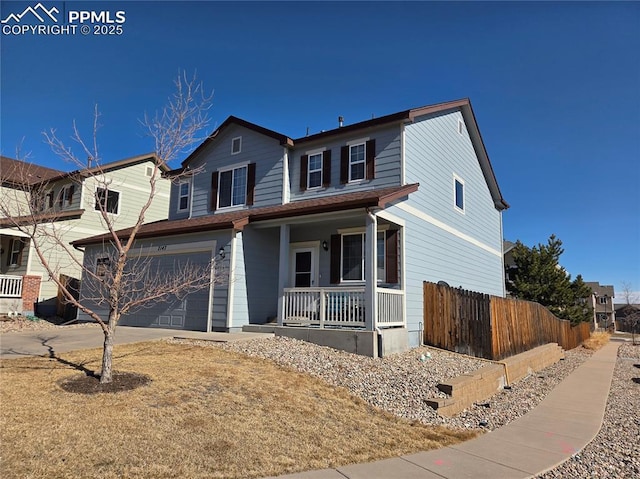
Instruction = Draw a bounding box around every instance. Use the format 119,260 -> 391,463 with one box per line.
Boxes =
507,235 -> 592,324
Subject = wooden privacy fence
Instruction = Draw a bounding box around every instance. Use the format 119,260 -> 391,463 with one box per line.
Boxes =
423,281 -> 591,360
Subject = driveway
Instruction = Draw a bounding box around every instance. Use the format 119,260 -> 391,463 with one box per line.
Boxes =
0,326 -> 271,358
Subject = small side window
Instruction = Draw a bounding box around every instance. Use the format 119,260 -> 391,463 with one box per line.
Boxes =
178,181 -> 190,211
231,137 -> 242,155
454,176 -> 464,212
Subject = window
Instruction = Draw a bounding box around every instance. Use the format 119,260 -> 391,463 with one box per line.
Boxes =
95,188 -> 120,214
599,296 -> 608,304
58,185 -> 75,208
349,143 -> 366,182
96,257 -> 111,277
340,231 -> 387,282
231,136 -> 242,155
178,181 -> 190,211
308,153 -> 323,189
454,176 -> 464,212
7,239 -> 25,267
145,166 -> 153,177
219,165 -> 247,208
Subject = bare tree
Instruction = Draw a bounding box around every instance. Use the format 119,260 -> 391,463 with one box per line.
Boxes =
0,71 -> 215,383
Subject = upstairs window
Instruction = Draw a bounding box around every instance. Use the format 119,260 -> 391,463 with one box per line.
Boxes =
231,136 -> 242,155
95,188 -> 120,214
454,176 -> 465,212
178,181 -> 190,211
349,143 -> 366,181
308,153 -> 323,188
300,150 -> 331,191
58,185 -> 75,208
219,165 -> 247,208
599,296 -> 608,304
340,139 -> 375,184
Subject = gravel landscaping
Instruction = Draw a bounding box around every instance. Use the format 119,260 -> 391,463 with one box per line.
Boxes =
3,318 -> 637,477
0,315 -> 98,333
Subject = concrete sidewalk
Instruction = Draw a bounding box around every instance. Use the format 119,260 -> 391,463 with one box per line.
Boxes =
266,341 -> 621,479
0,325 -> 272,358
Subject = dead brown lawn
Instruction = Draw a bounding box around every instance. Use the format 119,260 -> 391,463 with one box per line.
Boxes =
0,341 -> 476,479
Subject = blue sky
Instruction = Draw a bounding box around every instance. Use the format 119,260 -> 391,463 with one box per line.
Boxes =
1,1 -> 639,300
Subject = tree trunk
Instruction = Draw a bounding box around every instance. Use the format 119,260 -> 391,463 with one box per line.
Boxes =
100,326 -> 115,384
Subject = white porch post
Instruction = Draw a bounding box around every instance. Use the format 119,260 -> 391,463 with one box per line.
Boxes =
364,210 -> 377,331
277,224 -> 290,326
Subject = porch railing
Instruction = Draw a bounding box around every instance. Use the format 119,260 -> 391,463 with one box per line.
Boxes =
0,275 -> 23,298
282,287 -> 404,329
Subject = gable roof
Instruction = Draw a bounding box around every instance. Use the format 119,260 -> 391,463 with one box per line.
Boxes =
72,183 -> 419,246
1,156 -> 65,187
1,153 -> 168,187
178,99 -> 508,210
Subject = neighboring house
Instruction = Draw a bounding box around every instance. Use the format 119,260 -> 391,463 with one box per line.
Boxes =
503,239 -> 517,294
614,303 -> 639,333
585,281 -> 616,330
74,98 -> 509,356
0,154 -> 171,317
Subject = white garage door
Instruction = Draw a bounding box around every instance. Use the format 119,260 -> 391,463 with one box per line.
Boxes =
118,252 -> 212,331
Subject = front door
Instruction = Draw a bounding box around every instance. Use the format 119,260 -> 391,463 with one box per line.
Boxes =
290,247 -> 318,287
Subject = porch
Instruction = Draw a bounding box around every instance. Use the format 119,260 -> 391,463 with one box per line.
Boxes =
281,286 -> 404,329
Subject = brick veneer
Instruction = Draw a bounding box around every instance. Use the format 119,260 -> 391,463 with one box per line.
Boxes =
21,275 -> 42,315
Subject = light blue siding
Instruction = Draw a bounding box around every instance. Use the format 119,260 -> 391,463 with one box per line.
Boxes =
289,125 -> 402,201
392,109 -> 505,347
172,124 -> 284,220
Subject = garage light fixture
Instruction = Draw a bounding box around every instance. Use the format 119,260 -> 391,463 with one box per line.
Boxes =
219,247 -> 225,259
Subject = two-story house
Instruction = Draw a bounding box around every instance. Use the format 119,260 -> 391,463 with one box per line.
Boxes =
0,154 -> 171,317
73,98 -> 509,356
585,281 -> 616,330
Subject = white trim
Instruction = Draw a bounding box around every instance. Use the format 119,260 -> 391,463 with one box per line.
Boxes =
337,225 -> 389,235
458,118 -> 464,135
453,174 -> 465,214
231,136 -> 242,155
206,242 -> 217,332
400,123 -> 406,185
226,232 -> 238,330
376,210 -> 406,228
348,142 -> 366,183
93,186 -> 121,215
307,152 -> 323,190
177,179 -> 191,213
282,148 -> 290,204
395,202 -> 502,257
217,163 -> 249,209
289,242 -> 320,287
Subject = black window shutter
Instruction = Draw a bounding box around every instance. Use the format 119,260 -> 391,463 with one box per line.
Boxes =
210,171 -> 219,211
385,230 -> 399,284
330,234 -> 341,284
340,146 -> 349,184
322,150 -> 331,187
246,163 -> 256,206
366,139 -> 376,180
299,155 -> 308,191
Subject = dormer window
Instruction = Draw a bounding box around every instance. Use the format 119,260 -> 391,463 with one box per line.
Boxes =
58,185 -> 75,208
231,137 -> 242,155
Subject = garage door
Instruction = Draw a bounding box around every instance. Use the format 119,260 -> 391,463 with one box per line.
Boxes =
118,252 -> 212,331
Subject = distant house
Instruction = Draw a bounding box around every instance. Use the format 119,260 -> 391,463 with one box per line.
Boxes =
585,282 -> 616,330
503,240 -> 517,294
614,303 -> 639,334
74,98 -> 509,356
0,154 -> 171,317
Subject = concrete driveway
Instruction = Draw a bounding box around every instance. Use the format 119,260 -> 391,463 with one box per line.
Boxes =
0,326 -> 271,358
